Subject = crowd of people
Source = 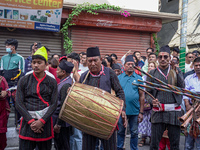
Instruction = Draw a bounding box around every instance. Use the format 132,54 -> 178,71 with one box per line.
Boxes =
0,38 -> 200,150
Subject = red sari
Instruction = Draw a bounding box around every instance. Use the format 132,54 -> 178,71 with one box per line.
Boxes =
0,76 -> 11,150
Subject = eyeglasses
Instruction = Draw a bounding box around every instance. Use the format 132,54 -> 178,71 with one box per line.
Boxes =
189,57 -> 194,58
158,55 -> 169,60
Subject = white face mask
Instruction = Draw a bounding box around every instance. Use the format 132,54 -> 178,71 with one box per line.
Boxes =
6,47 -> 13,53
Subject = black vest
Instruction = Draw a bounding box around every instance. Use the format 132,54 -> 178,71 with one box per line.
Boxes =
80,67 -> 111,93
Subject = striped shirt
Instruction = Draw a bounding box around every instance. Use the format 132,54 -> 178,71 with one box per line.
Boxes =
145,66 -> 185,125
16,72 -> 58,141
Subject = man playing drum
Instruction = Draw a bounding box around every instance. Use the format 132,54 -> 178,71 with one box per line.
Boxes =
79,46 -> 126,150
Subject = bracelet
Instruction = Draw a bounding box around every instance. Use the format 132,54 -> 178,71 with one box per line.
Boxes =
139,112 -> 144,115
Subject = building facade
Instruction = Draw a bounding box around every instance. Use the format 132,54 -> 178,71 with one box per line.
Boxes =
158,0 -> 200,52
0,0 -> 181,59
62,0 -> 180,59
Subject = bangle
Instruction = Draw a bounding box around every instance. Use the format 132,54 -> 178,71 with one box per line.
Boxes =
139,112 -> 144,115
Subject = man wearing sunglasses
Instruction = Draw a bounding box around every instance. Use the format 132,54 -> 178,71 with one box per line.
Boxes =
185,52 -> 194,73
145,45 -> 185,150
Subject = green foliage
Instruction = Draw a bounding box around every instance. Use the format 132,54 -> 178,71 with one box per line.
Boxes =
60,3 -> 122,54
152,33 -> 160,55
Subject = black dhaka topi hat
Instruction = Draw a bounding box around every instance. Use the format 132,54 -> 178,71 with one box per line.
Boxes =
112,64 -> 121,70
59,60 -> 74,73
159,45 -> 170,54
125,55 -> 135,64
87,47 -> 100,57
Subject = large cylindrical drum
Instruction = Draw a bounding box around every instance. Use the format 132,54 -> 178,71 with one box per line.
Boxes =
59,82 -> 124,140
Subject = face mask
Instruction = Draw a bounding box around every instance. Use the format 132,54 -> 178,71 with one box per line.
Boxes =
6,48 -> 12,53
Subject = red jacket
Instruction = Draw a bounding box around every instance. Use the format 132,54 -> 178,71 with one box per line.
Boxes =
49,67 -> 60,84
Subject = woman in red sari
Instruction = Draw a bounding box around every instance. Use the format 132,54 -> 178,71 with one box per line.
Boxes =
0,76 -> 11,150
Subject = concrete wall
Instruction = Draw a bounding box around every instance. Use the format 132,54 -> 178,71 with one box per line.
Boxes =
158,0 -> 200,52
157,0 -> 179,47
64,0 -> 159,12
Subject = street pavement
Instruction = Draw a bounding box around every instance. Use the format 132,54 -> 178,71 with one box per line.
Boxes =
5,131 -> 186,150
5,111 -> 186,150
124,135 -> 185,150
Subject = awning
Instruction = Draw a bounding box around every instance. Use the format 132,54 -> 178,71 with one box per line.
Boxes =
63,2 -> 181,24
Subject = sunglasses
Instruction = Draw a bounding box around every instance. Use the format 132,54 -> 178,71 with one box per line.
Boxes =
158,55 -> 169,60
189,57 -> 194,58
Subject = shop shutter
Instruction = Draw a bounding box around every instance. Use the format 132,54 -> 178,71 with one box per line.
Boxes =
0,27 -> 62,59
70,27 -> 151,63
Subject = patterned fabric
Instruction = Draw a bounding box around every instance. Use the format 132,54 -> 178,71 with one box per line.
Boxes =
54,83 -> 72,149
52,76 -> 72,127
16,73 -> 58,141
82,131 -> 117,150
145,66 -> 185,125
150,123 -> 180,150
186,119 -> 200,137
138,110 -> 151,137
80,66 -> 111,93
57,83 -> 71,126
19,138 -> 52,150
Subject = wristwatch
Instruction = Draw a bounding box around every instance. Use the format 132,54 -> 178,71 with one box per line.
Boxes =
139,112 -> 144,115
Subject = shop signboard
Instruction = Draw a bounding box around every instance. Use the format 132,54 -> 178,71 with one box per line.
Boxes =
0,0 -> 63,32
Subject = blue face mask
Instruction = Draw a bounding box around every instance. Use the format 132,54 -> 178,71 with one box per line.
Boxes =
6,48 -> 12,53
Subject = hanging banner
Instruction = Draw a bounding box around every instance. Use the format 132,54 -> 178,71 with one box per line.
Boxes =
0,0 -> 63,32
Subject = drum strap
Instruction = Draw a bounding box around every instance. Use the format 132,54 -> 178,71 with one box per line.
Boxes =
82,71 -> 90,84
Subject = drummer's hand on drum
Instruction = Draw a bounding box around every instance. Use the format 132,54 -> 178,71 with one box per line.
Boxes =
67,87 -> 71,94
121,111 -> 127,128
54,124 -> 61,133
